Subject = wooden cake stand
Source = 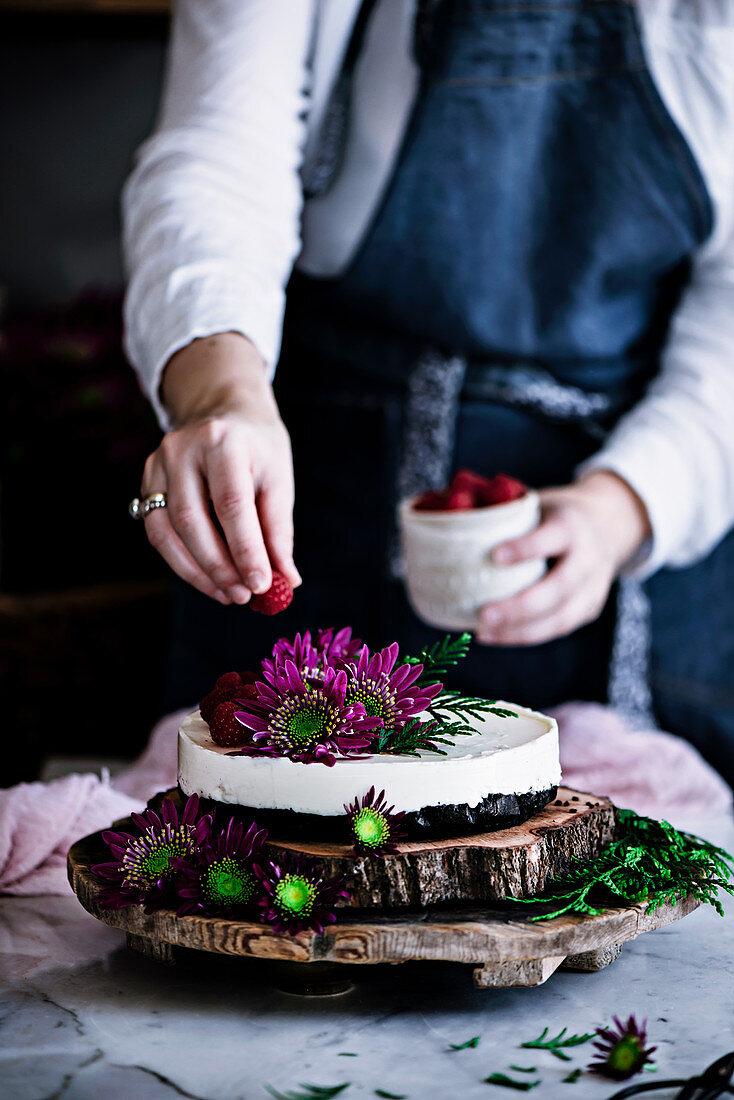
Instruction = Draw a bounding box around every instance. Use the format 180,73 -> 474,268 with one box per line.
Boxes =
67,787 -> 699,993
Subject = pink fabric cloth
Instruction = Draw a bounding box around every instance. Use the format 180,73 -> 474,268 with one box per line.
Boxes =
551,702 -> 733,820
0,709 -> 186,897
0,703 -> 730,897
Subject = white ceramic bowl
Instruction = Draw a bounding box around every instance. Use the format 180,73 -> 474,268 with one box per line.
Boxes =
398,490 -> 546,631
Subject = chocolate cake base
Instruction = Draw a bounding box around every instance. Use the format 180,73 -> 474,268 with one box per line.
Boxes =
181,785 -> 558,841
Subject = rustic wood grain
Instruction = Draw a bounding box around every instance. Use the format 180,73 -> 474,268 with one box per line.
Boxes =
562,944 -> 623,972
473,956 -> 566,989
67,787 -> 700,989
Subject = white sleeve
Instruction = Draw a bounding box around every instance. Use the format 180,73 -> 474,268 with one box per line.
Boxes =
122,0 -> 316,430
580,4 -> 734,578
578,229 -> 734,577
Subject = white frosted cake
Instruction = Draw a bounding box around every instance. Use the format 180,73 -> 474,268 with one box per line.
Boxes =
178,701 -> 560,840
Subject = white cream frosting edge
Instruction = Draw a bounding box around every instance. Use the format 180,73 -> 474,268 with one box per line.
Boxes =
178,703 -> 561,816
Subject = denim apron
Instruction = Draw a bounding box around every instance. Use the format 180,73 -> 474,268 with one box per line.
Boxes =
166,1 -> 733,785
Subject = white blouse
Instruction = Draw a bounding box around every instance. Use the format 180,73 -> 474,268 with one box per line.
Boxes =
122,0 -> 734,578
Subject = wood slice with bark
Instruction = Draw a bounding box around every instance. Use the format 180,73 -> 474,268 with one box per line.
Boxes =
267,787 -> 616,908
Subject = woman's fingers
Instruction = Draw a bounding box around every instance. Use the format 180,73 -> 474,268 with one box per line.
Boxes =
477,556 -> 609,646
205,433 -> 272,595
491,512 -> 570,565
140,409 -> 299,604
145,511 -> 232,605
478,556 -> 575,633
477,590 -> 601,646
146,444 -> 250,603
140,459 -> 231,605
257,473 -> 301,589
167,464 -> 251,604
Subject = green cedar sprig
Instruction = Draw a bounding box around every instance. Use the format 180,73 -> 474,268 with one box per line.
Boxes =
519,1027 -> 595,1061
515,809 -> 734,921
430,688 -> 517,728
562,1069 -> 582,1084
374,1092 -> 407,1099
402,632 -> 473,680
376,717 -> 455,757
380,634 -> 516,755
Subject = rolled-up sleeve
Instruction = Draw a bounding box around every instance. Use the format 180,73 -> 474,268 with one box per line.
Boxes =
122,0 -> 315,429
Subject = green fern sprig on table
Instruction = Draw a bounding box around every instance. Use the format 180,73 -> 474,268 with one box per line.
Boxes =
265,1084 -> 350,1100
515,809 -> 734,921
520,1026 -> 595,1061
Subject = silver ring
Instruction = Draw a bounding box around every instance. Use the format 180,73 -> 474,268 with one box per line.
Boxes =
129,492 -> 167,520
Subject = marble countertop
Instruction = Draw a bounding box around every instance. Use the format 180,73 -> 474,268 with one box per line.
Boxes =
2,815 -> 733,1100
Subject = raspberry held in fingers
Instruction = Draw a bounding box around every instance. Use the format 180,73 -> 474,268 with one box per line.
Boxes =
250,570 -> 294,615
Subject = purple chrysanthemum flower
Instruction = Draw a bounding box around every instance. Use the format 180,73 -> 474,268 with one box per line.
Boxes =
91,795 -> 211,912
254,853 -> 349,935
344,642 -> 442,730
231,660 -> 383,766
588,1015 -> 657,1080
314,626 -> 364,662
262,626 -> 364,684
344,786 -> 407,856
174,816 -> 269,917
261,631 -> 321,681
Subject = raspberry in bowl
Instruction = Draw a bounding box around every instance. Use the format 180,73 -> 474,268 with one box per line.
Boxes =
398,469 -> 546,631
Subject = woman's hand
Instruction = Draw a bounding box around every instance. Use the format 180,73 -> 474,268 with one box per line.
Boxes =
476,471 -> 651,646
140,332 -> 300,605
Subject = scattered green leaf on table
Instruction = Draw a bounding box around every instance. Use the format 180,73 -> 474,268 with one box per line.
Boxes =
562,1068 -> 582,1083
266,1085 -> 350,1100
484,1073 -> 540,1091
448,1036 -> 481,1050
375,1091 -> 407,1099
520,1027 -> 595,1061
509,1066 -> 536,1073
338,1053 -> 357,1057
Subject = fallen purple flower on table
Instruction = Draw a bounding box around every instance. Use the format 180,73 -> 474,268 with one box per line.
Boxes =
589,1015 -> 656,1080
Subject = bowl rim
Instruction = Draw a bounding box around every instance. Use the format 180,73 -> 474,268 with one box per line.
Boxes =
399,487 -> 538,524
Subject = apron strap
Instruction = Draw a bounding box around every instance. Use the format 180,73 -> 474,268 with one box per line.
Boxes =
301,0 -> 382,199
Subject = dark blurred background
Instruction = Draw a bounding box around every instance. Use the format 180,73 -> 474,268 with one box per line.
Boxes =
0,2 -> 172,784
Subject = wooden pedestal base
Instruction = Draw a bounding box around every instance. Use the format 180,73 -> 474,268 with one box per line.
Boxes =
68,788 -> 699,994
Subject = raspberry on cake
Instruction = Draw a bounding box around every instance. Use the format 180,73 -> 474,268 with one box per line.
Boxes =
185,629 -> 560,841
200,670 -> 250,723
209,701 -> 250,748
